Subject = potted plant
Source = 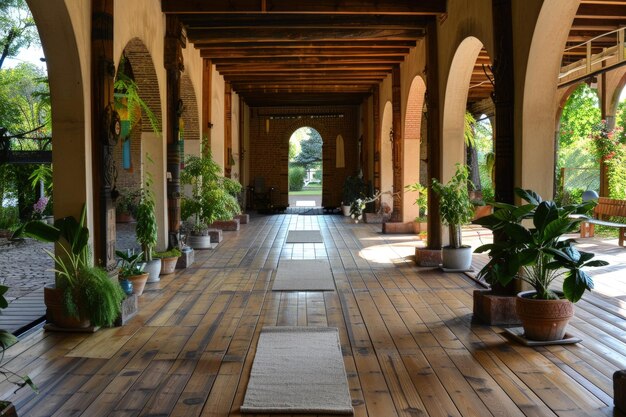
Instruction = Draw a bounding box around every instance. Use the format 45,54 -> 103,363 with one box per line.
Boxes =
13,207 -> 125,330
154,248 -> 182,275
342,175 -> 364,216
114,188 -> 140,223
431,163 -> 476,270
405,182 -> 428,233
115,250 -> 148,296
135,171 -> 161,282
474,188 -> 608,341
181,148 -> 241,249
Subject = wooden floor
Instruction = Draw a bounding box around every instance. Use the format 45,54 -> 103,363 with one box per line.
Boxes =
1,214 -> 624,416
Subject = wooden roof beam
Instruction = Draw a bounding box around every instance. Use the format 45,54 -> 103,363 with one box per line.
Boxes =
200,47 -> 411,58
210,56 -> 405,65
186,28 -> 425,43
178,13 -> 428,29
162,0 -> 446,15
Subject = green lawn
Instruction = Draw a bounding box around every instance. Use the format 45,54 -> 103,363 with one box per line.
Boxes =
290,190 -> 322,196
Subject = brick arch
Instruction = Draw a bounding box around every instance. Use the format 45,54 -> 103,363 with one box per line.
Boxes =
403,76 -> 427,221
114,38 -> 163,193
181,74 -> 199,142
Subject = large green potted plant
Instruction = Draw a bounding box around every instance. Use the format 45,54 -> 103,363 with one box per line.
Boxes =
431,163 -> 475,270
474,188 -> 608,341
13,207 -> 125,329
135,171 -> 161,282
181,149 -> 241,249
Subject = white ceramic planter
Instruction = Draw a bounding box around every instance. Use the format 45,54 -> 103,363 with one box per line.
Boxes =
142,259 -> 162,283
441,246 -> 473,270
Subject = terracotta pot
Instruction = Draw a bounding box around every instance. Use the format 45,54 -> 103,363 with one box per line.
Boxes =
516,290 -> 574,341
159,256 -> 179,275
0,401 -> 17,417
116,212 -> 135,223
43,285 -> 91,329
127,273 -> 149,296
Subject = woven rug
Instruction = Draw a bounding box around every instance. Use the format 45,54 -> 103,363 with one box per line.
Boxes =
241,327 -> 353,415
285,230 -> 323,243
272,259 -> 335,291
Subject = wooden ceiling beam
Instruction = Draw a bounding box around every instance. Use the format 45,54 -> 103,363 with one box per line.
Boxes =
575,3 -> 626,19
210,56 -> 405,65
179,13 -> 428,29
162,0 -> 446,15
571,19 -> 625,31
195,40 -> 417,49
187,28 -> 424,43
200,47 -> 411,58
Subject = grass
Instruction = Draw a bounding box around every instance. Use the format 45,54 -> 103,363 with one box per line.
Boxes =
290,190 -> 322,196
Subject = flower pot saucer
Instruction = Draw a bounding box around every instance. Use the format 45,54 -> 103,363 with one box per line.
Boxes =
503,327 -> 581,346
438,264 -> 474,273
44,323 -> 100,333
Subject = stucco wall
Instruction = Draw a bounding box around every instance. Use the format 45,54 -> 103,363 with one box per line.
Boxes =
211,65 -> 226,170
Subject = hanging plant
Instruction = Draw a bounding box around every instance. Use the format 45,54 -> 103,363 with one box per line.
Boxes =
114,57 -> 160,136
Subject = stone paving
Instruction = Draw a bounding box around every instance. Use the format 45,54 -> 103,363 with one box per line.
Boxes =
0,223 -> 140,303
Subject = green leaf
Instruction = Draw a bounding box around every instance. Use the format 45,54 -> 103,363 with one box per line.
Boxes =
516,188 -> 543,205
502,223 -> 533,243
20,221 -> 60,242
583,260 -> 609,268
543,217 -> 573,241
533,201 -> 558,234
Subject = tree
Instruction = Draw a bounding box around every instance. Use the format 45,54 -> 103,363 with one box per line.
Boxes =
293,128 -> 322,169
0,0 -> 39,70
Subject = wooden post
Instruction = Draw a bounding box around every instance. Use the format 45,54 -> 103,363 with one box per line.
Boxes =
224,81 -> 232,178
391,64 -> 403,221
90,0 -> 116,270
164,16 -> 185,249
599,71 -> 611,198
373,84 -> 381,211
425,17 -> 441,249
492,0 -> 515,206
202,58 -> 212,154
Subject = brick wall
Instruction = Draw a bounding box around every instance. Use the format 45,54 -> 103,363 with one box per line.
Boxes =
115,38 -> 163,194
181,74 -> 200,142
249,105 -> 359,208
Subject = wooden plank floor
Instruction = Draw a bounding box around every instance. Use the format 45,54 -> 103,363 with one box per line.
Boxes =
0,214 -> 622,416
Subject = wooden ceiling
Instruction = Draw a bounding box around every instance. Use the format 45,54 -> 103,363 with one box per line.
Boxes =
562,0 -> 626,67
163,1 -> 626,108
162,0 -> 445,106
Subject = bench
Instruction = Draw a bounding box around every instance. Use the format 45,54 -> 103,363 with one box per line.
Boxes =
579,197 -> 626,247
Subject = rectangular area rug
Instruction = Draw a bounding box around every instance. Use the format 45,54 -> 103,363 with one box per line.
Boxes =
285,230 -> 323,243
272,259 -> 335,291
241,327 -> 353,415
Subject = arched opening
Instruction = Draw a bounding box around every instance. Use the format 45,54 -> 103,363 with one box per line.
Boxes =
114,38 -> 165,251
403,76 -> 426,222
380,101 -> 393,214
522,1 -> 580,198
555,83 -> 601,204
606,76 -> 626,199
442,37 -> 485,181
288,126 -> 323,209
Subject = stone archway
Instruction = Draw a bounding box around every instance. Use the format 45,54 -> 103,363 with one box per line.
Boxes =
403,76 -> 426,222
521,0 -> 580,198
180,74 -> 200,157
442,36 -> 484,182
26,1 -> 91,225
380,101 -> 393,212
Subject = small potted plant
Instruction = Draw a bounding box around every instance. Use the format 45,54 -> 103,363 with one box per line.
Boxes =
13,206 -> 125,330
474,188 -> 608,341
342,175 -> 365,216
181,148 -> 241,249
154,248 -> 182,275
431,163 -> 476,270
115,188 -> 140,223
116,250 -> 148,296
405,182 -> 428,233
135,171 -> 161,282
